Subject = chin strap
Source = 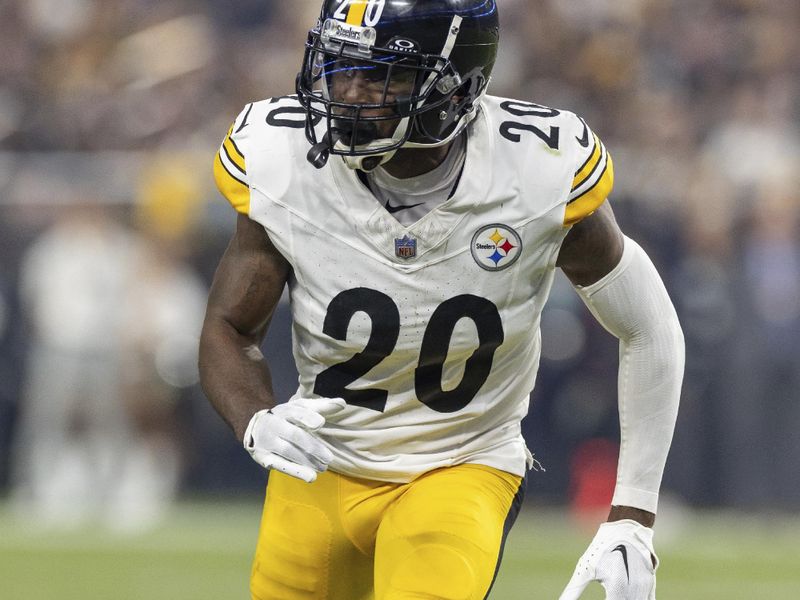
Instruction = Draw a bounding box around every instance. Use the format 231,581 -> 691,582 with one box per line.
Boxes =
314,99 -> 482,172
342,151 -> 396,172
335,116 -> 410,171
307,127 -> 349,169
337,100 -> 481,171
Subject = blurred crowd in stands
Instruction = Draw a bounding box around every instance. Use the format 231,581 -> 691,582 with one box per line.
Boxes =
0,0 -> 798,528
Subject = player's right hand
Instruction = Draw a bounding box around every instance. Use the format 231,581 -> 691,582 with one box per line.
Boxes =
243,397 -> 346,483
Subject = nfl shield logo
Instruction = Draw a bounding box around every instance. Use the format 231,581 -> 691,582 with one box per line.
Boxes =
395,235 -> 417,259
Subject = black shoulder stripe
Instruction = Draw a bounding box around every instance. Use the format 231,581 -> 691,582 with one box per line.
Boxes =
222,144 -> 247,176
571,142 -> 606,192
228,136 -> 245,163
235,103 -> 253,134
219,152 -> 248,187
574,135 -> 598,177
568,159 -> 609,204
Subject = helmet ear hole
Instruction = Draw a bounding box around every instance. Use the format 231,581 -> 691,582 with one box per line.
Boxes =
412,71 -> 485,143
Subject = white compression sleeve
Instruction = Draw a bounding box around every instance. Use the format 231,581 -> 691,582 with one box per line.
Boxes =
574,236 -> 685,513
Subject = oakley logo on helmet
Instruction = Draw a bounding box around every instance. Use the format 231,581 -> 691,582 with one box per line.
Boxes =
387,37 -> 420,53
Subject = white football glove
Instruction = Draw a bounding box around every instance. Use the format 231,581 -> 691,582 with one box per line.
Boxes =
559,519 -> 659,600
243,397 -> 346,483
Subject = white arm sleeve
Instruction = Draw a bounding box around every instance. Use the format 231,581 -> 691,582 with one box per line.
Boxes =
574,236 -> 685,513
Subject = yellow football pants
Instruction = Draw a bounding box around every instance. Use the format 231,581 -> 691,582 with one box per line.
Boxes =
250,463 -> 525,600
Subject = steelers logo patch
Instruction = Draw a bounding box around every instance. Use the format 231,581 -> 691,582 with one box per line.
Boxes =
470,224 -> 522,271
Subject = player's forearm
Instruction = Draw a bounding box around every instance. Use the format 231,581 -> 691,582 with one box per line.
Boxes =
612,308 -> 683,512
199,316 -> 278,442
575,237 -> 685,514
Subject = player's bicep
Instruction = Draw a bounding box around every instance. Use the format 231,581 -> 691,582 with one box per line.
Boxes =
557,201 -> 624,287
205,214 -> 290,342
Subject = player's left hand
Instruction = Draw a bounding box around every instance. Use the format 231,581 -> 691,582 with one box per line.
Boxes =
558,519 -> 658,600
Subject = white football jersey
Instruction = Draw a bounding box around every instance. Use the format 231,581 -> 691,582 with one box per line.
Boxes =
214,94 -> 614,482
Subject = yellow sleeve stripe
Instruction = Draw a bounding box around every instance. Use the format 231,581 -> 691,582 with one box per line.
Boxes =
217,139 -> 247,183
222,134 -> 246,174
571,133 -> 601,191
213,151 -> 250,215
564,153 -> 614,226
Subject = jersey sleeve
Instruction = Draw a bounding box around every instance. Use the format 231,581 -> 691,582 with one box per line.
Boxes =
564,117 -> 614,226
213,104 -> 252,215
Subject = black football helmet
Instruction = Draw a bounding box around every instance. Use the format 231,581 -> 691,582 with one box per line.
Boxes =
297,0 -> 499,170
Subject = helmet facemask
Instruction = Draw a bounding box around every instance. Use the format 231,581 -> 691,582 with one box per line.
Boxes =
297,15 -> 476,171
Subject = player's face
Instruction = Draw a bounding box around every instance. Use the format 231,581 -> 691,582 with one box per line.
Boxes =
328,58 -> 418,140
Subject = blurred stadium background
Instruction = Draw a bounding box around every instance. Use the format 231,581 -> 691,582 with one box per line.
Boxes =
0,0 -> 798,598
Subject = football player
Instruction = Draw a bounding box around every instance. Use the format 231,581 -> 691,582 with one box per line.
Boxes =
200,1 -> 684,599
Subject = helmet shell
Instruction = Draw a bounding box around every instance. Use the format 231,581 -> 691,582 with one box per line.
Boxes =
297,0 -> 500,165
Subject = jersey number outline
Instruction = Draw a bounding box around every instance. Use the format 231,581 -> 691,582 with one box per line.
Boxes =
313,288 -> 504,413
499,100 -> 561,149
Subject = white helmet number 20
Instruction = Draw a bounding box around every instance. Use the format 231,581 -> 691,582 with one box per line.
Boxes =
333,0 -> 387,27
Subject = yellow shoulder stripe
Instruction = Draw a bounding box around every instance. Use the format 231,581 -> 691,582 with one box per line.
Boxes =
213,151 -> 250,215
564,153 -> 614,226
222,133 -> 246,174
572,133 -> 601,191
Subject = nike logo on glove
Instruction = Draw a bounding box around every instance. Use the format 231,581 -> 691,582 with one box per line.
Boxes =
612,544 -> 630,582
385,200 -> 424,214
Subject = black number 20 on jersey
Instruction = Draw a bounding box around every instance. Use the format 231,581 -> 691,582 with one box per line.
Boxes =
313,288 -> 504,414
499,100 -> 561,150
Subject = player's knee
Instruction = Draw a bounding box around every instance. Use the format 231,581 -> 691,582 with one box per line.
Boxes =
383,543 -> 481,600
251,558 -> 323,600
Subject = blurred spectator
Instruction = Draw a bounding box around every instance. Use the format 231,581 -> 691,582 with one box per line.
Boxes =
721,179 -> 800,509
10,195 -> 206,531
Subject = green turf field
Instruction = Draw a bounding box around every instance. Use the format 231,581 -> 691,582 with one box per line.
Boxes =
1,500 -> 798,599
